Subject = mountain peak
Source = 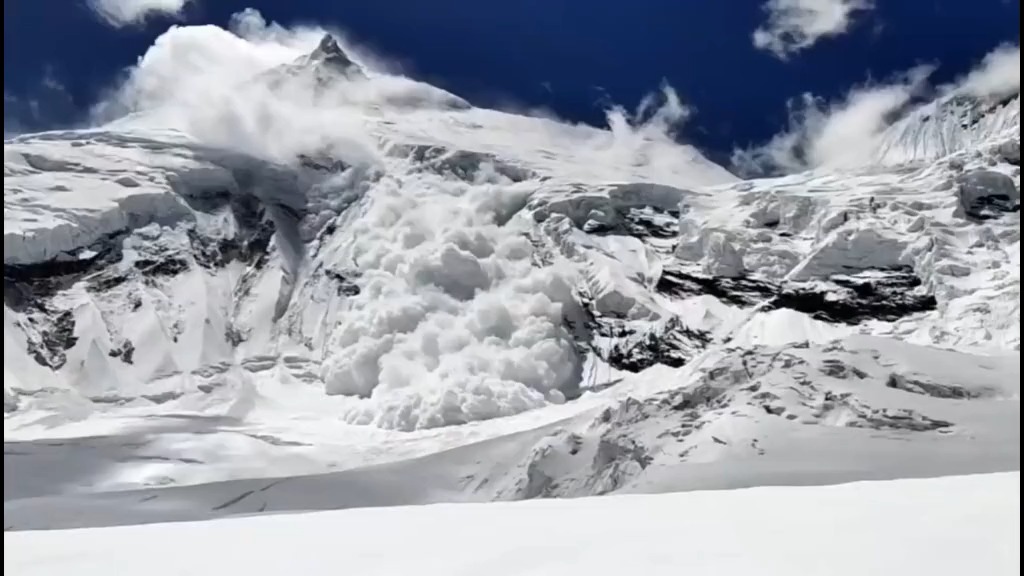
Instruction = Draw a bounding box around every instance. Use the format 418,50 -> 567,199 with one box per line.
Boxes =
314,34 -> 343,58
309,34 -> 359,75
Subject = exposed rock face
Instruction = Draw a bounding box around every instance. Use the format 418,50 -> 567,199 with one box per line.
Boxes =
603,317 -> 712,372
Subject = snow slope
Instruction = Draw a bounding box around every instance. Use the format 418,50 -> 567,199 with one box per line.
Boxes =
4,331 -> 1018,530
5,473 -> 1019,576
3,16 -> 1021,541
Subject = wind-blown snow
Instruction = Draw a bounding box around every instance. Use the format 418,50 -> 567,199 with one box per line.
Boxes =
736,43 -> 1021,172
5,473 -> 1018,576
955,43 -> 1021,100
95,12 -> 733,186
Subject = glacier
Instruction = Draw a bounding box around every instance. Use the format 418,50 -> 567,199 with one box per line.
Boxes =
3,20 -> 1020,537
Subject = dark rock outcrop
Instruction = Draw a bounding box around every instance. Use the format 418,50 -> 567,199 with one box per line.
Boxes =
605,317 -> 712,372
657,266 -> 937,326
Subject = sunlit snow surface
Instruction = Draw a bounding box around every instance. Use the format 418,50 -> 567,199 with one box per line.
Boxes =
5,473 -> 1019,576
3,17 -> 1021,544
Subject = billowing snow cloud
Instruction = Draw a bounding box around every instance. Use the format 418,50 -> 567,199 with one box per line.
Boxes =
93,8 -> 718,175
86,9 -> 729,430
92,10 -> 369,159
604,83 -> 692,145
90,12 -> 576,430
732,65 -> 931,173
948,43 -> 1020,100
88,0 -> 193,27
753,0 -> 873,59
734,41 -> 1021,174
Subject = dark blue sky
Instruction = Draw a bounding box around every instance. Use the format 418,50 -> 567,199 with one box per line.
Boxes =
4,0 -> 1020,159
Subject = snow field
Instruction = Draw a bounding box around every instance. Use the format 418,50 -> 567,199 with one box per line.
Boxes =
5,472 -> 1019,576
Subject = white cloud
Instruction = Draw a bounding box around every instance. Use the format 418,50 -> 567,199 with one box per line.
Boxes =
947,43 -> 1020,100
732,65 -> 932,173
753,0 -> 873,59
87,0 -> 193,27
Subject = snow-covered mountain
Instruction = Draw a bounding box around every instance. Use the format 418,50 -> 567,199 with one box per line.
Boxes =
4,26 -> 1020,534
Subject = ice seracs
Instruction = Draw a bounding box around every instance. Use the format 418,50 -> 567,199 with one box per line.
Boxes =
874,92 -> 1020,165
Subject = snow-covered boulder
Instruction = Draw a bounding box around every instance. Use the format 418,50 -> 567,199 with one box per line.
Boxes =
996,139 -> 1020,165
956,169 -> 1020,220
